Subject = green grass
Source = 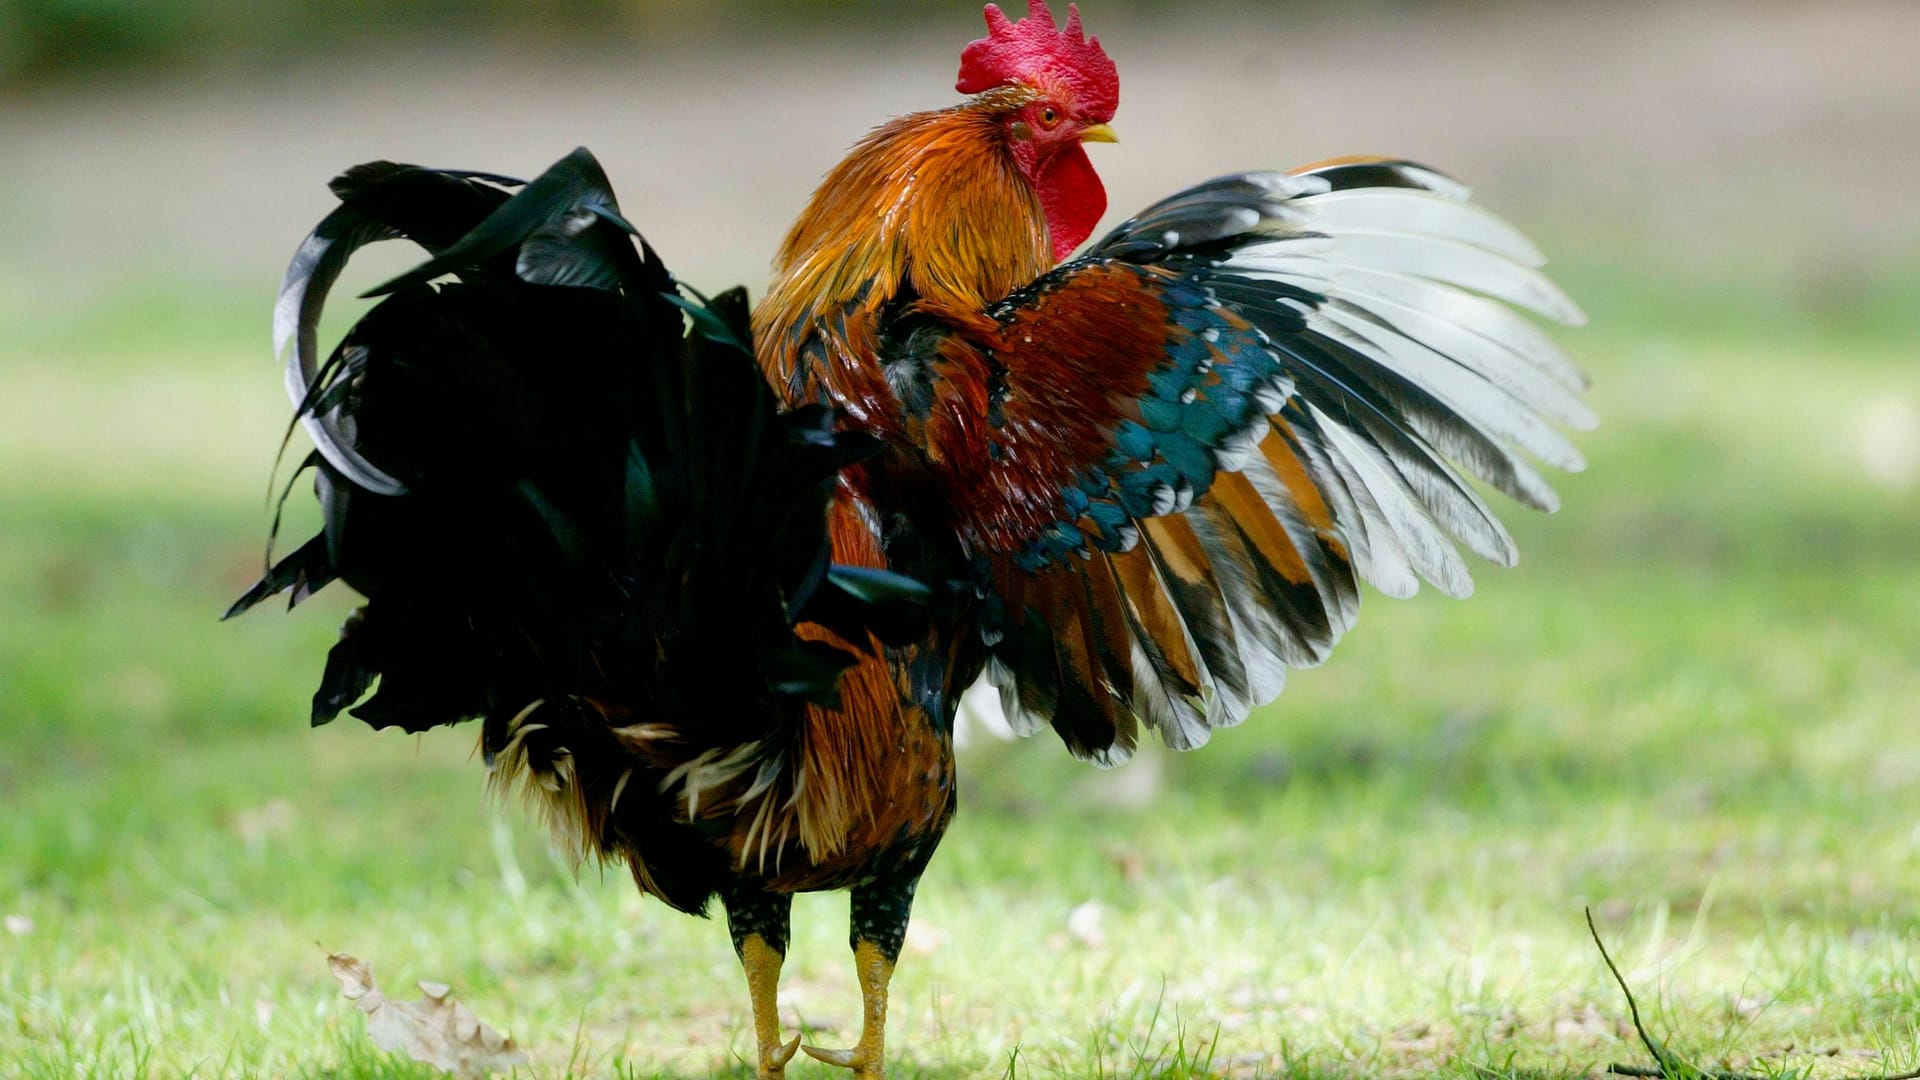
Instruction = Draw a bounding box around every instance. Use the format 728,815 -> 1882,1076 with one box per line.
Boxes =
2,261 -> 1918,1079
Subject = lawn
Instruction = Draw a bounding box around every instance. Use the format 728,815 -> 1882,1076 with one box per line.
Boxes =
2,252 -> 1917,1079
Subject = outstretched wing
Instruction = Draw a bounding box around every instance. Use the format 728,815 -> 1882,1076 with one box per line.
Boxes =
929,159 -> 1591,763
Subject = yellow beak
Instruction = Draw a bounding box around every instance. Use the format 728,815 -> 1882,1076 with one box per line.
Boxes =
1079,123 -> 1119,144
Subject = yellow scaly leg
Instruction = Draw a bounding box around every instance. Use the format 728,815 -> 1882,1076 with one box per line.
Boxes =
801,938 -> 894,1080
739,934 -> 801,1079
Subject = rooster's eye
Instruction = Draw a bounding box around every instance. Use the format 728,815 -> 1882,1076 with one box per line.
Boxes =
1040,107 -> 1058,126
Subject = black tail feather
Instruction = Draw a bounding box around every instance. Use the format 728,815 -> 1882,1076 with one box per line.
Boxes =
233,146 -> 915,752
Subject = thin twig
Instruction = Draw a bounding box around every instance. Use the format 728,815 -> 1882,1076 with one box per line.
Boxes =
1586,906 -> 1699,1079
1585,907 -> 1920,1080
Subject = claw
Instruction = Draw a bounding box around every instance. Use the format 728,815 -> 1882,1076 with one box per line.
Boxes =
802,1042 -> 883,1078
756,1032 -> 802,1078
802,1044 -> 861,1068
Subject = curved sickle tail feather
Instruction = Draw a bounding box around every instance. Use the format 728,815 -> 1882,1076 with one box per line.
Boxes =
227,149 -> 928,911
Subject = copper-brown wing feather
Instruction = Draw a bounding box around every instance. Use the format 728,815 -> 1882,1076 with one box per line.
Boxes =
927,160 -> 1592,764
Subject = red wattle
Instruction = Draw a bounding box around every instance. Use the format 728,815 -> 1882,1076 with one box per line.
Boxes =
1035,142 -> 1106,263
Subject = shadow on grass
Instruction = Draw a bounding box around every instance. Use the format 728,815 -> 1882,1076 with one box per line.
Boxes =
627,1065 -> 983,1080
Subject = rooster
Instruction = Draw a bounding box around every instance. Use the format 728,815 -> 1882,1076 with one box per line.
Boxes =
231,3 -> 1590,1077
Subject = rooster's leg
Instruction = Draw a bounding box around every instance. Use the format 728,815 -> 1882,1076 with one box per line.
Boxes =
723,884 -> 801,1080
802,875 -> 918,1080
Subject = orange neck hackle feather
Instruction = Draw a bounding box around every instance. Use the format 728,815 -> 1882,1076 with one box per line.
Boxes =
753,87 -> 1053,416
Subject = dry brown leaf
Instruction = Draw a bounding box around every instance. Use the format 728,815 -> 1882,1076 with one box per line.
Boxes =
327,952 -> 529,1079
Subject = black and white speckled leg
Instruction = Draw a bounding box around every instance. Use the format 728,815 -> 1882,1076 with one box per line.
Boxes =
721,880 -> 793,958
848,873 -> 920,963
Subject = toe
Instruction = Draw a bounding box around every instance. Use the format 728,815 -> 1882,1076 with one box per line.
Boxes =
757,1033 -> 802,1079
802,1043 -> 861,1068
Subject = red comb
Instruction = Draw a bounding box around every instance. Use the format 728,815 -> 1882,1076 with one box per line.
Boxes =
956,1 -> 1119,121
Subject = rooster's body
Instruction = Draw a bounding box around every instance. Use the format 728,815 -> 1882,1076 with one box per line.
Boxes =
234,4 -> 1590,1076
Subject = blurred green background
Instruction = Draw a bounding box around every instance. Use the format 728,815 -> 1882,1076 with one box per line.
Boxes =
2,1 -> 1917,1077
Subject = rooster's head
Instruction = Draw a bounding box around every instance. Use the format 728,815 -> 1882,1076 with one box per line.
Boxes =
958,1 -> 1119,260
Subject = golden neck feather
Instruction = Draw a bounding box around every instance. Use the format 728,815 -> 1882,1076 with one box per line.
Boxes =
752,90 -> 1051,405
